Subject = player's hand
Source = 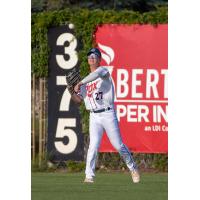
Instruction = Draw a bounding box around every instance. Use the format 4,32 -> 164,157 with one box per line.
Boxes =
74,82 -> 83,93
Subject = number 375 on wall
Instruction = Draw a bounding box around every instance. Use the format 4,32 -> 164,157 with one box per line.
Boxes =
47,26 -> 83,161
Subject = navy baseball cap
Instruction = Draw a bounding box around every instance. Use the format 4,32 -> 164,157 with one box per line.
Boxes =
87,48 -> 101,58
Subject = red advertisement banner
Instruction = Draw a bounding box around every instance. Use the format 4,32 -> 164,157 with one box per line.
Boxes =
94,24 -> 168,153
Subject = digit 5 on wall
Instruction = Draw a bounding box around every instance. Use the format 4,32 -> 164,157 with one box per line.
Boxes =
47,25 -> 83,161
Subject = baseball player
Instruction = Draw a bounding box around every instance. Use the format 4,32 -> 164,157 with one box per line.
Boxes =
71,48 -> 140,183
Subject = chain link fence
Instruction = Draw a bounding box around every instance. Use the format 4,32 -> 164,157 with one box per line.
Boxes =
31,74 -> 47,166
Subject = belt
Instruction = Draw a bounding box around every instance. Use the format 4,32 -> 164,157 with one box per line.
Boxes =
90,107 -> 112,113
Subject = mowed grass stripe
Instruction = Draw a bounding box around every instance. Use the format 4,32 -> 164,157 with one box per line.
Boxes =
32,172 -> 167,200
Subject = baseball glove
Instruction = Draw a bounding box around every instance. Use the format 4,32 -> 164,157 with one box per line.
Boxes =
66,68 -> 81,95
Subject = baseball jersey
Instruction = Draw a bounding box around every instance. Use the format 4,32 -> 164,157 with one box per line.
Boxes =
78,66 -> 114,111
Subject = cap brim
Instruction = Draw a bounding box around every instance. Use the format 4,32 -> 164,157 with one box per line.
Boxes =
87,52 -> 100,57
87,52 -> 93,56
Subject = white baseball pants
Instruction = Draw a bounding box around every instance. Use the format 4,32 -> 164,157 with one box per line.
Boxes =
85,109 -> 137,179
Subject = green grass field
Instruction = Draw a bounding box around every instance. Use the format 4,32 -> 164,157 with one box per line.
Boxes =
32,172 -> 167,200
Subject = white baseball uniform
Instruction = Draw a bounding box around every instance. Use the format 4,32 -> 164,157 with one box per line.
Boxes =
78,66 -> 137,179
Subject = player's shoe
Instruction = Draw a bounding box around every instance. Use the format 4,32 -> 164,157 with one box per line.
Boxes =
84,177 -> 94,183
131,170 -> 140,183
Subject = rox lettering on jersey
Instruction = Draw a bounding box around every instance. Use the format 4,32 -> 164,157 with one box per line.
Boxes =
86,81 -> 99,97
